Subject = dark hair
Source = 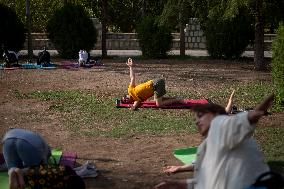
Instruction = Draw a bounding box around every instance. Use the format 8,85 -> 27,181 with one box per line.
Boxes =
192,103 -> 228,115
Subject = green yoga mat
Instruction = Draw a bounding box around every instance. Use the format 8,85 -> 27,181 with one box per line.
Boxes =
0,172 -> 8,189
173,147 -> 197,165
49,148 -> 63,165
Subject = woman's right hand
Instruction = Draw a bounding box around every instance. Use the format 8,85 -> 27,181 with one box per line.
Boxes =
163,166 -> 181,174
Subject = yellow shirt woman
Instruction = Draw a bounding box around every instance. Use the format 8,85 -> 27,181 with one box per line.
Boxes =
128,80 -> 154,101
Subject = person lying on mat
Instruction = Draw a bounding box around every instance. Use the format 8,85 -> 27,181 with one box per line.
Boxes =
154,94 -> 274,189
2,128 -> 85,189
123,58 -> 185,110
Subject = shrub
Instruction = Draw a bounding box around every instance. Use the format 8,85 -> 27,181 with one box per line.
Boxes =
47,4 -> 97,58
271,23 -> 284,110
0,4 -> 25,55
204,10 -> 254,59
137,16 -> 172,58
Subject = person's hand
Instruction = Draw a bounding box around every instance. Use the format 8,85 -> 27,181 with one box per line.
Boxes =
163,166 -> 181,174
248,94 -> 274,124
126,58 -> 133,67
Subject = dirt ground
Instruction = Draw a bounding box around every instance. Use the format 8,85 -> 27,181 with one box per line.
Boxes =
0,58 -> 283,189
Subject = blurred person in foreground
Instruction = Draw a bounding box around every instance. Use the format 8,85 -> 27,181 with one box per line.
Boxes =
154,94 -> 274,189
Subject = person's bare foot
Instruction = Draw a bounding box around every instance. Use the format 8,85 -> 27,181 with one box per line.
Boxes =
9,169 -> 19,189
15,168 -> 25,188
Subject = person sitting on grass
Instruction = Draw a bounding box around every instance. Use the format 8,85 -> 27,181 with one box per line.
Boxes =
154,94 -> 274,189
2,128 -> 85,189
162,90 -> 236,175
122,58 -> 185,110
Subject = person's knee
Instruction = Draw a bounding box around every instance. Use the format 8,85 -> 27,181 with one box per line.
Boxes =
155,98 -> 164,107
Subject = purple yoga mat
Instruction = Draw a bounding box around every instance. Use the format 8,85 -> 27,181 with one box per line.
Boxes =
59,152 -> 77,168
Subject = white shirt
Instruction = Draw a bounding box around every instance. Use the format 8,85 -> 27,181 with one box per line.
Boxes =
194,112 -> 269,189
78,50 -> 88,62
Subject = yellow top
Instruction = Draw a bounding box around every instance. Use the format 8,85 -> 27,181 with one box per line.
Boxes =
128,80 -> 154,101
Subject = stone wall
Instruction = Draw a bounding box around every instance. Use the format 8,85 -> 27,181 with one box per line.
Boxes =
24,18 -> 275,51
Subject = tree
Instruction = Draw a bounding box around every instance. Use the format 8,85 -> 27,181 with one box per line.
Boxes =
0,0 -> 64,32
159,0 -> 193,56
0,4 -> 26,54
191,0 -> 271,70
271,23 -> 284,110
26,0 -> 33,60
47,4 -> 97,58
101,0 -> 107,57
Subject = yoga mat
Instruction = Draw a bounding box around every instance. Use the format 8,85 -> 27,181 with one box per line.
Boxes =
173,147 -> 197,165
59,152 -> 77,168
21,63 -> 42,69
0,153 -> 8,188
0,172 -> 8,189
116,99 -> 209,109
49,148 -> 63,165
60,61 -> 79,69
49,149 -> 77,168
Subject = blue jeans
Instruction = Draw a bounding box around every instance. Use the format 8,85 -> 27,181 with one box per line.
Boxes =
3,138 -> 45,169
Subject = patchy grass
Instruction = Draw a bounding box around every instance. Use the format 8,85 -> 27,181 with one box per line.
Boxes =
15,90 -> 196,138
13,80 -> 279,137
255,127 -> 284,173
12,77 -> 284,173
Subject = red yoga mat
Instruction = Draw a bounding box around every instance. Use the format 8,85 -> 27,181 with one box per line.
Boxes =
116,99 -> 210,109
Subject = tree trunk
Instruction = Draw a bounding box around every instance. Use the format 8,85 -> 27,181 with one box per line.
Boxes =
101,0 -> 107,58
254,0 -> 265,70
26,0 -> 33,61
179,12 -> 185,56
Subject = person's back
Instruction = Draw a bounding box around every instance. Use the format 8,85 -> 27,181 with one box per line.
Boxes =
195,113 -> 269,189
3,49 -> 18,67
128,80 -> 154,101
37,48 -> 51,66
2,128 -> 51,167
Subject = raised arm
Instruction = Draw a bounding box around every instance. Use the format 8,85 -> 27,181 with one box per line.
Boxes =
126,58 -> 135,86
225,89 -> 235,113
248,94 -> 274,124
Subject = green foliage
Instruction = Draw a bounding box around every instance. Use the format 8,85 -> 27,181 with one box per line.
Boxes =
83,0 -> 168,33
47,4 -> 97,58
0,0 -> 64,32
204,9 -> 254,59
137,16 -> 172,58
264,0 -> 284,33
158,0 -> 193,31
0,3 -> 25,53
271,23 -> 284,110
